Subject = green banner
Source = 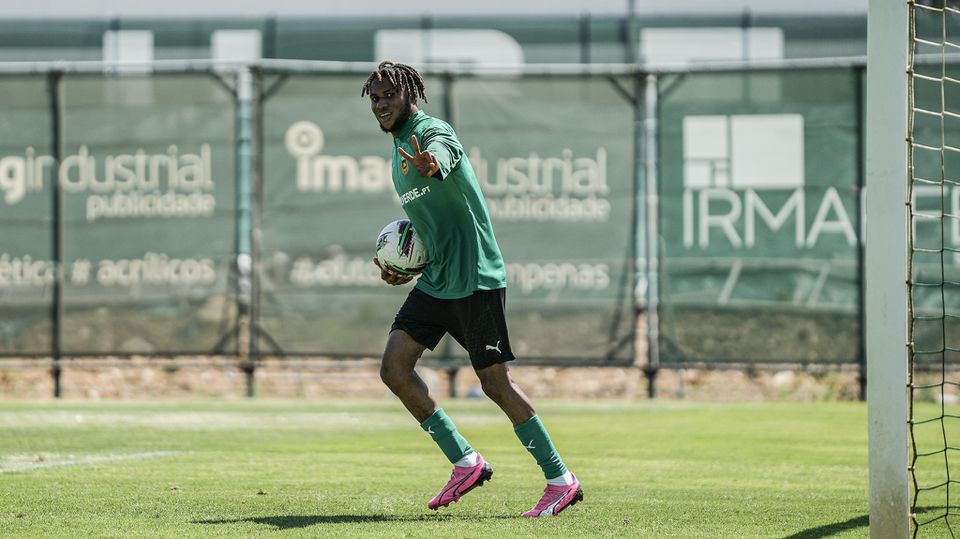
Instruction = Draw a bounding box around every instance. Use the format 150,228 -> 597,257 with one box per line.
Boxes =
455,77 -> 635,362
657,69 -> 861,363
258,74 -> 635,363
0,76 -> 54,354
258,75 -> 408,356
0,74 -> 238,355
3,67 -> 894,365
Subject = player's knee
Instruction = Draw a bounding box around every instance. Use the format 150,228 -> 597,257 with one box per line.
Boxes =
478,371 -> 507,402
379,363 -> 399,389
379,361 -> 410,390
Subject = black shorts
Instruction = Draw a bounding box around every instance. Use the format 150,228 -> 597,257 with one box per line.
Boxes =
391,287 -> 516,370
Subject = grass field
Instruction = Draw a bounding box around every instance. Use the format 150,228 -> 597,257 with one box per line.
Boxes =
0,398 -> 874,538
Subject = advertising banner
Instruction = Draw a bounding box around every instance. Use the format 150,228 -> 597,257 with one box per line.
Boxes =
0,74 -> 238,355
657,69 -> 861,363
258,74 -> 635,363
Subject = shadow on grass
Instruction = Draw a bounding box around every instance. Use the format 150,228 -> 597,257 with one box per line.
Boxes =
193,513 -> 517,530
785,506 -> 960,538
781,514 -> 868,539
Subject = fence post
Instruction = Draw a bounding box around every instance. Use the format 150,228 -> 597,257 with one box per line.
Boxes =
48,71 -> 64,399
446,367 -> 459,398
855,65 -> 867,402
640,72 -> 660,398
579,12 -> 591,64
624,0 -> 638,64
236,65 -> 256,397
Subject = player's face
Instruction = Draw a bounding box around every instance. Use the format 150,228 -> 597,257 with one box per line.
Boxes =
369,79 -> 411,133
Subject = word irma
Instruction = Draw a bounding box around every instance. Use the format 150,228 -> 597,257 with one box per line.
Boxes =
684,187 -> 859,249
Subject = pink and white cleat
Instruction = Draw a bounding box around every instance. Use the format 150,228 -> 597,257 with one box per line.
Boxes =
427,453 -> 494,510
522,473 -> 583,517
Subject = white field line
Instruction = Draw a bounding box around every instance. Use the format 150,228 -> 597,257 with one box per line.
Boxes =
0,411 -> 505,431
0,451 -> 177,474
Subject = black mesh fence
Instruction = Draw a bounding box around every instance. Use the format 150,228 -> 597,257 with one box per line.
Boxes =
0,62 -> 880,371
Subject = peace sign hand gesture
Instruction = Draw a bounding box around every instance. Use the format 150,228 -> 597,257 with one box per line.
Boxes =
397,135 -> 440,178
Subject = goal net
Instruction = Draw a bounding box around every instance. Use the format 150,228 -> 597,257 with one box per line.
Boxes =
907,1 -> 960,536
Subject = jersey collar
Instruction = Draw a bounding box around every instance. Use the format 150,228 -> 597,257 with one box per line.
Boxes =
395,110 -> 427,144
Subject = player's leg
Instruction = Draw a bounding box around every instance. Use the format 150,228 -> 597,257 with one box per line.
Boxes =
475,363 -> 582,516
380,328 -> 436,421
474,361 -> 534,425
385,289 -> 492,510
382,328 -> 473,462
459,288 -> 583,517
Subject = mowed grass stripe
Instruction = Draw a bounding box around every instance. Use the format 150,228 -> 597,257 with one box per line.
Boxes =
1,451 -> 178,474
0,399 -> 881,538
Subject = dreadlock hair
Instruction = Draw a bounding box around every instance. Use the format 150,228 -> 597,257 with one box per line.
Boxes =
361,61 -> 428,103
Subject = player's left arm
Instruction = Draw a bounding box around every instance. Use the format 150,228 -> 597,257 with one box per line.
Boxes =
397,126 -> 463,180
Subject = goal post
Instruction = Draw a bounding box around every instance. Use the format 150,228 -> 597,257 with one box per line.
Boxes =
866,0 -> 910,537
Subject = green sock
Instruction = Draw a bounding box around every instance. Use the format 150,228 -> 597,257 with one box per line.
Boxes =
420,408 -> 474,465
514,415 -> 568,480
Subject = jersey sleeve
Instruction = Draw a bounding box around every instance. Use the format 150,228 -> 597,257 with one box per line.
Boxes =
420,123 -> 464,180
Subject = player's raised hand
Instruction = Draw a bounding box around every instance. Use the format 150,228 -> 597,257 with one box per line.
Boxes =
373,257 -> 414,286
397,135 -> 440,178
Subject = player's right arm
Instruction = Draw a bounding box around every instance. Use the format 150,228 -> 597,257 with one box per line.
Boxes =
373,257 -> 414,286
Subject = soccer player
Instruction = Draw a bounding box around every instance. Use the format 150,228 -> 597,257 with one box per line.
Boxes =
362,61 -> 583,517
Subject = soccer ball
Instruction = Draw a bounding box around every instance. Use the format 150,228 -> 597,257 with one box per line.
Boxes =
375,219 -> 428,275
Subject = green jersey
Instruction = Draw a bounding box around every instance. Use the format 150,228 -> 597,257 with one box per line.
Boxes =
391,110 -> 507,299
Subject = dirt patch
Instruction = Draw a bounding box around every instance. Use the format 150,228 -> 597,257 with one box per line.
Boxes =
0,357 -> 871,401
1,306 -> 875,401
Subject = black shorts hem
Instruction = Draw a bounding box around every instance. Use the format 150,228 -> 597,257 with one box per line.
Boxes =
390,320 -> 443,351
470,353 -> 515,371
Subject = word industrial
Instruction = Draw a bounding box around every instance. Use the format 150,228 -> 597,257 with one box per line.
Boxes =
0,145 -> 216,222
287,121 -> 612,222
